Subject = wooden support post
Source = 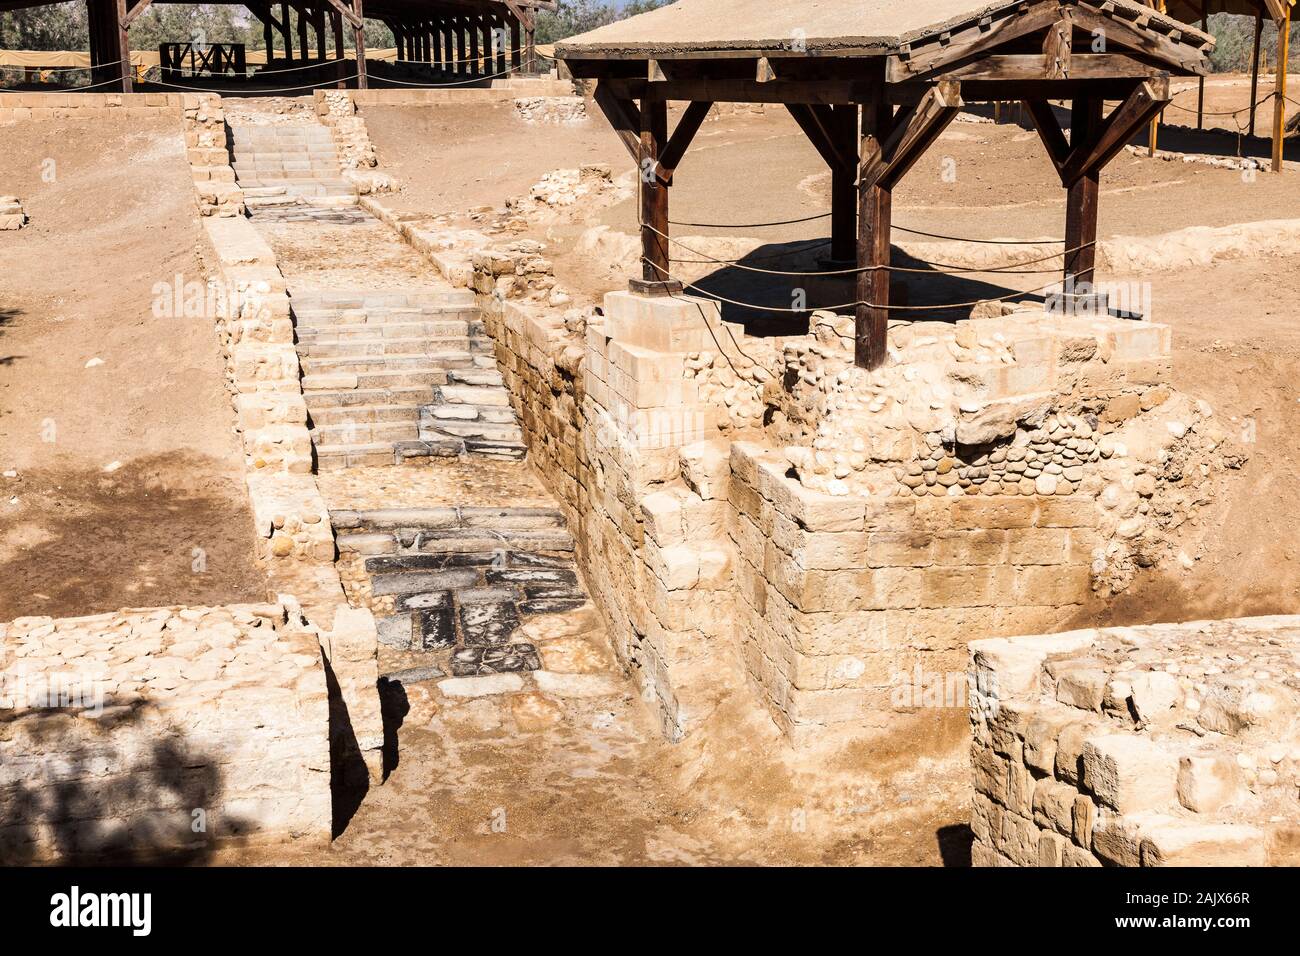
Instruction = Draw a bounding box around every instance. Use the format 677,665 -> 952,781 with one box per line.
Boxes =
1250,6 -> 1265,135
830,103 -> 859,264
296,4 -> 310,64
457,16 -> 468,75
637,96 -> 673,291
510,17 -> 521,72
525,18 -> 536,75
312,7 -> 326,62
281,3 -> 294,62
1274,6 -> 1291,173
332,8 -> 346,87
1064,97 -> 1103,292
1148,0 -> 1167,155
1197,0 -> 1207,129
856,82 -> 892,370
264,8 -> 276,64
470,15 -> 481,77
115,0 -> 131,92
352,0 -> 366,88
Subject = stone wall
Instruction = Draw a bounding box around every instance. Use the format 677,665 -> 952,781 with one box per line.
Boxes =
0,195 -> 26,230
967,617 -> 1300,866
182,92 -> 244,217
360,154 -> 1238,750
0,91 -> 185,123
0,603 -> 331,862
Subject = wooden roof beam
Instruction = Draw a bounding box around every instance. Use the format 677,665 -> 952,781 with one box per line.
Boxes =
1059,75 -> 1170,184
786,103 -> 857,175
592,81 -> 643,164
861,79 -> 964,192
656,100 -> 711,184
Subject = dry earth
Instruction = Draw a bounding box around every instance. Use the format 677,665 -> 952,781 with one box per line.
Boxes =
0,117 -> 266,619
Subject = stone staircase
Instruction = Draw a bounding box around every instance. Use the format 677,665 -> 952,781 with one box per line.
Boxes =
334,506 -> 585,676
229,123 -> 357,211
294,289 -> 527,470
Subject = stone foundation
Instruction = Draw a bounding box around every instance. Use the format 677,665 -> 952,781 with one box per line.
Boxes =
362,160 -> 1239,750
0,603 -> 331,863
967,617 -> 1300,866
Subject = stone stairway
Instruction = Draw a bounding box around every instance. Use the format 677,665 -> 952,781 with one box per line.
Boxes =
229,123 -> 357,212
294,289 -> 528,470
334,506 -> 586,677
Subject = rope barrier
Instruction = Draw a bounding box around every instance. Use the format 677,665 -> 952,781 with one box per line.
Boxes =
151,73 -> 358,93
371,65 -> 518,87
668,212 -> 831,229
642,257 -> 1066,314
0,59 -> 123,74
641,219 -> 1088,277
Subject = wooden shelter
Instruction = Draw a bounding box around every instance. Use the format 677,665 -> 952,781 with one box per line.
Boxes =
0,0 -> 552,92
558,0 -> 1214,369
1161,0 -> 1294,171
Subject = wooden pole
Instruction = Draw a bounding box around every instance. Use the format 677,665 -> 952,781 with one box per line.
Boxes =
470,14 -> 481,78
830,103 -> 858,264
1274,6 -> 1291,173
281,3 -> 294,62
1250,6 -> 1265,136
639,96 -> 671,288
510,17 -> 521,73
352,0 -> 367,89
856,77 -> 893,370
332,8 -> 345,88
263,8 -> 275,65
1064,97 -> 1103,293
1196,0 -> 1207,129
295,4 -> 309,63
115,0 -> 132,92
1148,0 -> 1168,155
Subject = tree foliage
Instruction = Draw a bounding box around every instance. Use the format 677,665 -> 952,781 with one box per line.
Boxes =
535,0 -> 672,45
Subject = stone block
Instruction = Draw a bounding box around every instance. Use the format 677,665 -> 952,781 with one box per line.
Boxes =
1081,735 -> 1179,814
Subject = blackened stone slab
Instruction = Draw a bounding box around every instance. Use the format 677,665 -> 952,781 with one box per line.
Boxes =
449,643 -> 541,676
395,590 -> 451,612
371,567 -> 481,596
524,586 -> 588,601
419,606 -> 457,650
366,552 -> 496,574
509,551 -> 574,569
455,587 -> 518,604
520,598 -> 589,615
487,568 -> 579,587
376,613 -> 415,649
459,601 -> 521,645
383,665 -> 444,684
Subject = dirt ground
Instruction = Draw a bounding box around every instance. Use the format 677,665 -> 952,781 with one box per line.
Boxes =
0,117 -> 267,619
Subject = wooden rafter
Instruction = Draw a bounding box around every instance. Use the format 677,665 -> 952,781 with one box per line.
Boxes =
786,103 -> 857,175
657,101 -> 711,184
592,82 -> 643,163
1059,76 -> 1169,184
861,80 -> 964,191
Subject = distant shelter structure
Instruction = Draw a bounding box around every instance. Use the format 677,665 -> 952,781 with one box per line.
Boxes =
0,0 -> 555,92
558,0 -> 1215,370
1160,0 -> 1294,171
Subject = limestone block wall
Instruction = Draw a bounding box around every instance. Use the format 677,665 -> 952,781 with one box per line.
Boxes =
0,91 -> 184,123
729,441 -> 1099,744
363,168 -> 1239,748
968,618 -> 1300,866
198,190 -> 383,781
182,92 -> 244,217
0,195 -> 26,230
0,603 -> 331,862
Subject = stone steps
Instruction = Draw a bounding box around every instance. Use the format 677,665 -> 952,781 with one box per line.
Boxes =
303,385 -> 434,409
297,337 -> 473,359
312,420 -> 419,446
309,403 -> 420,426
291,290 -> 476,311
296,321 -> 472,342
300,352 -> 475,375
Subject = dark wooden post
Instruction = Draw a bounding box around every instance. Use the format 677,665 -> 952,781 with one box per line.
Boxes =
313,7 -> 326,62
115,0 -> 132,92
856,81 -> 893,370
637,96 -> 672,291
494,14 -> 507,74
264,8 -> 276,65
1274,5 -> 1291,173
456,16 -> 468,75
830,103 -> 859,264
510,16 -> 521,73
1249,5 -> 1264,136
295,4 -> 309,63
1064,97 -> 1103,292
352,0 -> 367,89
525,17 -> 536,75
281,3 -> 294,61
332,8 -> 346,87
470,14 -> 481,77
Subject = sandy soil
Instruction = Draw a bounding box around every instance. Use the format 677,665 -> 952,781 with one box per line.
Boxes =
0,117 -> 266,619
